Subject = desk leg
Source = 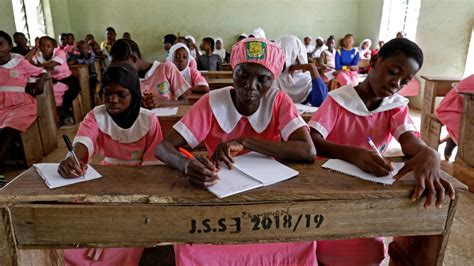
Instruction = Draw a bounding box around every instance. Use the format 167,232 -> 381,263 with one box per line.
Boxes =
388,196 -> 459,266
0,207 -> 17,265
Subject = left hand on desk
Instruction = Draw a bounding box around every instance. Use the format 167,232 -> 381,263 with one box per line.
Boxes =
211,139 -> 245,169
142,92 -> 165,108
394,147 -> 455,209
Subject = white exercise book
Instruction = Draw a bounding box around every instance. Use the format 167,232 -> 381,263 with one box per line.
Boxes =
321,159 -> 404,185
151,107 -> 179,116
208,152 -> 299,198
34,163 -> 102,189
295,103 -> 318,114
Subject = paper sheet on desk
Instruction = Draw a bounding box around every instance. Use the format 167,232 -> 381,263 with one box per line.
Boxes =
322,159 -> 404,185
34,163 -> 102,189
295,103 -> 318,114
151,107 -> 179,116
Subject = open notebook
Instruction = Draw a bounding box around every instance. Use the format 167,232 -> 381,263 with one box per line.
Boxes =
34,163 -> 102,189
321,159 -> 404,185
208,152 -> 299,198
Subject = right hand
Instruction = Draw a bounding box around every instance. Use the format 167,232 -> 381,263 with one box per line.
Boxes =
58,157 -> 88,178
184,156 -> 219,188
353,148 -> 394,177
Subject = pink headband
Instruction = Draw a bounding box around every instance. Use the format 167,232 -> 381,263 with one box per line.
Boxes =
230,38 -> 285,78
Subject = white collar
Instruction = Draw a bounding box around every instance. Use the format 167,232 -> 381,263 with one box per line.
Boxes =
329,85 -> 408,116
93,105 -> 153,143
1,53 -> 23,69
141,61 -> 161,81
209,87 -> 278,133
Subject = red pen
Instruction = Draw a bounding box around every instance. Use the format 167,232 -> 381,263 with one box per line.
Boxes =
179,147 -> 194,159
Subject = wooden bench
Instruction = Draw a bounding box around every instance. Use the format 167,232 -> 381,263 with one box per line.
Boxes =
0,162 -> 467,265
454,92 -> 474,192
222,63 -> 232,71
69,65 -> 92,116
201,71 -> 233,80
420,76 -> 462,150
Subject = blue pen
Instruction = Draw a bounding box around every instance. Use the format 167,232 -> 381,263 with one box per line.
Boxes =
367,137 -> 384,159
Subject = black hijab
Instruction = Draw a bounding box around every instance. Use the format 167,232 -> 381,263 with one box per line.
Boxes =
100,62 -> 141,129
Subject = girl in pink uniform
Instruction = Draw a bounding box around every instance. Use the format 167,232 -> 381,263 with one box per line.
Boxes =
309,38 -> 455,266
58,62 -> 163,265
0,31 -> 47,166
436,74 -> 474,160
109,39 -> 191,108
166,43 -> 210,94
156,38 -> 317,266
27,36 -> 81,125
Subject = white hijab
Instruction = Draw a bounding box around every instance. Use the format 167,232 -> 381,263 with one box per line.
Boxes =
274,35 -> 313,104
166,43 -> 192,85
213,37 -> 226,61
185,35 -> 199,58
359,38 -> 372,58
251,27 -> 266,39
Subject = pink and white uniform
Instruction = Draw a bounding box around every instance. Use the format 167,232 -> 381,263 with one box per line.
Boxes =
64,105 -> 164,265
140,61 -> 190,101
173,86 -> 317,265
32,49 -> 71,106
436,74 -> 474,144
72,105 -> 163,165
166,43 -> 209,88
0,53 -> 45,131
309,84 -> 419,265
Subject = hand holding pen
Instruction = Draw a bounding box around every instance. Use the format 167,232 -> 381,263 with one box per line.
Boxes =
57,134 -> 88,179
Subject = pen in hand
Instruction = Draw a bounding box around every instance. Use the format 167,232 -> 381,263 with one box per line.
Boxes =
62,134 -> 85,178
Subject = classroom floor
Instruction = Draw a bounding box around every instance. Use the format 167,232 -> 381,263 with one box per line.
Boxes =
1,110 -> 473,265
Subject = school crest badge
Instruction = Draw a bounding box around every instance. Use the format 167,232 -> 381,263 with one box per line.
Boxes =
156,81 -> 170,95
246,41 -> 266,60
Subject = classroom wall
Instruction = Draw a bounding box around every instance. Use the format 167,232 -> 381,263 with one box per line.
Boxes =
0,0 -> 17,34
357,0 -> 383,48
49,0 -> 71,37
63,0 -> 365,61
410,0 -> 474,108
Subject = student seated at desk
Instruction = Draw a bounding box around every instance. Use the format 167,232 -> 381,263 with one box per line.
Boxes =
58,62 -> 162,265
274,35 -> 328,107
196,37 -> 222,71
27,36 -> 81,125
166,43 -> 209,94
110,39 -> 191,108
0,31 -> 47,168
334,34 -> 360,87
213,38 -> 229,63
68,40 -> 98,106
308,38 -> 455,266
319,35 -> 337,83
156,38 -> 317,266
11,32 -> 31,56
436,74 -> 474,160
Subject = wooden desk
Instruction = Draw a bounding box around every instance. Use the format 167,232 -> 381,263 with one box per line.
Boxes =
222,63 -> 232,71
208,79 -> 233,90
69,65 -> 92,115
0,163 -> 466,265
188,93 -> 204,105
420,76 -> 462,149
201,71 -> 233,80
157,106 -> 190,136
454,92 -> 474,192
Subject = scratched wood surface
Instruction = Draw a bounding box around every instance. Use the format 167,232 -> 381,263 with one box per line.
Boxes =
0,161 -> 466,204
201,71 -> 233,80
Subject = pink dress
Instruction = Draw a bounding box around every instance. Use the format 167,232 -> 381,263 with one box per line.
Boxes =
32,49 -> 72,106
309,85 -> 419,266
0,53 -> 45,131
398,78 -> 420,97
173,87 -> 317,266
436,74 -> 474,144
335,70 -> 359,87
64,105 -> 164,266
140,61 -> 190,101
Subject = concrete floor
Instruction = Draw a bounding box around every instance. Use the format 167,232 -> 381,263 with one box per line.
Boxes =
1,111 -> 473,265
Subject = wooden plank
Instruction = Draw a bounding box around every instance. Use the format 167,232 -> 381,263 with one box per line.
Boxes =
10,198 -> 450,248
453,159 -> 474,193
0,207 -> 16,266
71,95 -> 83,123
456,93 -> 474,167
36,79 -> 58,156
388,193 -> 460,266
0,163 -> 467,205
421,114 -> 443,150
208,79 -> 233,90
70,65 -> 92,114
17,249 -> 63,266
222,64 -> 232,71
201,71 -> 233,80
20,121 -> 43,167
